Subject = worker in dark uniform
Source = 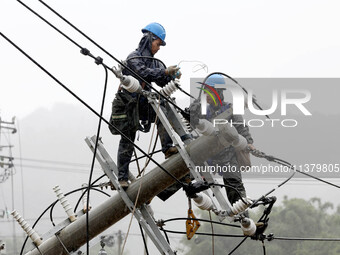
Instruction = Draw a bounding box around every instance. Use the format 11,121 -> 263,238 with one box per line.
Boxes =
201,74 -> 255,204
116,22 -> 181,188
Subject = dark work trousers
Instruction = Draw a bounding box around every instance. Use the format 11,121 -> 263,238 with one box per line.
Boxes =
223,177 -> 247,205
117,120 -> 173,181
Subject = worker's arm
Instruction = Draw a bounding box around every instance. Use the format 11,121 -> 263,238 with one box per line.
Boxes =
126,52 -> 171,87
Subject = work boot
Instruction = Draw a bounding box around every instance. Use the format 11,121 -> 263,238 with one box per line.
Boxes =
119,180 -> 129,189
164,146 -> 179,159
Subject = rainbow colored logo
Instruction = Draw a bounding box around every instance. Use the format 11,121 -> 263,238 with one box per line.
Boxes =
197,83 -> 223,106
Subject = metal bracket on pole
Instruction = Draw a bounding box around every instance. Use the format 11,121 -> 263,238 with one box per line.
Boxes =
55,231 -> 71,255
40,210 -> 85,243
85,136 -> 176,255
146,93 -> 232,220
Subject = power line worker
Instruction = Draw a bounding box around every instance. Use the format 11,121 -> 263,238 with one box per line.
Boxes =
200,74 -> 255,204
113,22 -> 181,188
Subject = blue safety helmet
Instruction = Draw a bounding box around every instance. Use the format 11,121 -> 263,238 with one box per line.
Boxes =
142,22 -> 166,46
198,74 -> 226,90
205,74 -> 225,87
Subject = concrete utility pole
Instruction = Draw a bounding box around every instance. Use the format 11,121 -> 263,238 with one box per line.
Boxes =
26,112 -> 239,255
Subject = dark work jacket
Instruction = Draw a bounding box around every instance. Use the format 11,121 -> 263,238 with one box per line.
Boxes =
122,33 -> 171,89
122,33 -> 171,123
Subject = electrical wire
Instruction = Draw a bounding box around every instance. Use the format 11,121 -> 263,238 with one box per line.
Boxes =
73,175 -> 107,213
12,163 -> 101,174
241,154 -> 339,252
130,149 -> 162,164
19,185 -> 109,255
177,60 -> 209,73
133,148 -> 142,176
250,149 -> 340,192
1,14 -> 190,253
249,171 -> 296,210
198,72 -> 270,119
270,236 -> 340,241
262,240 -> 266,255
225,149 -> 340,254
24,172 -> 105,245
17,0 -> 82,48
162,229 -> 245,238
228,236 -> 248,255
13,156 -> 100,168
49,186 -> 109,227
208,183 -> 248,205
85,64 -> 108,255
0,32 -> 184,188
136,133 -> 159,178
125,56 -> 196,100
0,216 -> 67,223
222,157 -> 296,255
271,156 -> 340,189
21,0 -> 189,118
162,228 -> 171,244
163,217 -> 240,228
9,2 -> 340,251
209,211 -> 215,255
139,223 -> 150,255
13,0 -> 190,185
120,95 -> 161,255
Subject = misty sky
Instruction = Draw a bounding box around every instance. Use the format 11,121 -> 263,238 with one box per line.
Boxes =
1,0 -> 340,119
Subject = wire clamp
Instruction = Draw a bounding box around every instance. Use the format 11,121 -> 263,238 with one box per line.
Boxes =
95,56 -> 103,65
267,233 -> 274,241
80,48 -> 90,56
186,199 -> 200,240
156,219 -> 165,227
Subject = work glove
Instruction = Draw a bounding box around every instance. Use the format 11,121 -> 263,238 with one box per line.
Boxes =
165,65 -> 181,79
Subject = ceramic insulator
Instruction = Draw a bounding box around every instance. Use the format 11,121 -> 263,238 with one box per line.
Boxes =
11,210 -> 42,246
160,81 -> 178,97
193,193 -> 214,211
81,183 -> 92,213
53,185 -> 76,222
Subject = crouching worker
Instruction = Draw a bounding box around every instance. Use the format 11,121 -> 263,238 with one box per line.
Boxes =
200,74 -> 255,205
109,22 -> 181,188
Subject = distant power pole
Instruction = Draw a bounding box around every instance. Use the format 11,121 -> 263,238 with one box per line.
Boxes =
0,115 -> 17,254
117,230 -> 122,255
0,116 -> 17,135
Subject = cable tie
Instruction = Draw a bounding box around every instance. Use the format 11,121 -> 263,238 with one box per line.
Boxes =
80,48 -> 90,56
156,219 -> 165,227
267,233 -> 274,241
95,56 -> 103,65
